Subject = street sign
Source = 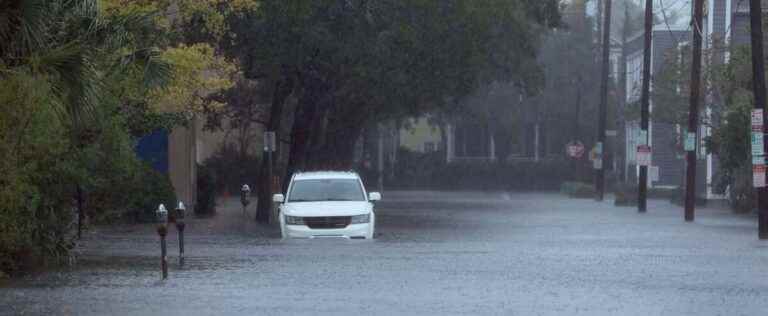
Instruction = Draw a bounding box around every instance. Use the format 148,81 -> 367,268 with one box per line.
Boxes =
592,142 -> 603,170
754,154 -> 765,165
752,109 -> 764,128
752,132 -> 765,156
754,165 -> 766,188
649,166 -> 660,182
566,141 -> 585,159
264,131 -> 276,152
637,145 -> 651,166
638,129 -> 648,146
606,130 -> 618,137
684,132 -> 696,152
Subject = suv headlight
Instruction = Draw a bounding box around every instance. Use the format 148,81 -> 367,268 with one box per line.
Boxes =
350,214 -> 370,224
285,215 -> 304,225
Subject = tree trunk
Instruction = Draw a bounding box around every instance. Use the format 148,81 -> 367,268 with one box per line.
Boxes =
305,100 -> 332,167
255,77 -> 294,223
283,87 -> 323,189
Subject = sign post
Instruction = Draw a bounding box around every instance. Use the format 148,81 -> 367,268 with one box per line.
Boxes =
592,142 -> 603,170
566,141 -> 585,159
637,145 -> 651,167
264,131 -> 276,222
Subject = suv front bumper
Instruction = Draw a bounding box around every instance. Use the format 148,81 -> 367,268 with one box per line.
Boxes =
282,223 -> 373,239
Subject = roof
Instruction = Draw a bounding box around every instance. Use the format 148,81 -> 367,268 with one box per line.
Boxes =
626,25 -> 690,44
293,171 -> 360,180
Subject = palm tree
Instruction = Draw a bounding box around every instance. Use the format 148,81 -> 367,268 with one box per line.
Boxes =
0,0 -> 172,238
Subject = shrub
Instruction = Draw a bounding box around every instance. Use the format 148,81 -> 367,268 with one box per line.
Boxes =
724,164 -> 755,213
0,74 -> 79,274
202,144 -> 261,195
387,148 -> 579,191
124,165 -> 178,223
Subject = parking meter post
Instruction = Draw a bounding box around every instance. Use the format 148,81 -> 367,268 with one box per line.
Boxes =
240,184 -> 251,217
159,225 -> 168,279
156,204 -> 169,279
175,202 -> 186,267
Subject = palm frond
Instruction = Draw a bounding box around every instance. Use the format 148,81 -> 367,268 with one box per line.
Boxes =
29,41 -> 100,125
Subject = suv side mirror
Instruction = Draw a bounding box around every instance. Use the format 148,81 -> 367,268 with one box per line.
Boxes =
368,192 -> 381,202
272,194 -> 285,203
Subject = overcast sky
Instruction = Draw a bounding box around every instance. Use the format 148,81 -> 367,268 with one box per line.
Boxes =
585,0 -> 691,29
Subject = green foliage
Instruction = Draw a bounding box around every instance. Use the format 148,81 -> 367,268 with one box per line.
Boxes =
226,0 -> 559,127
0,72 -> 79,274
0,0 -> 184,274
201,144 -> 261,195
709,46 -> 756,213
127,165 -> 178,222
387,148 -> 572,191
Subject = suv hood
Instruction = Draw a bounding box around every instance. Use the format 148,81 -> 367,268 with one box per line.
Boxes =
282,201 -> 372,217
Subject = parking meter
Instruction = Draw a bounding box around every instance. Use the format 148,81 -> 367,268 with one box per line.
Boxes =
175,202 -> 185,220
241,184 -> 251,205
156,204 -> 168,279
241,184 -> 251,216
157,204 -> 168,223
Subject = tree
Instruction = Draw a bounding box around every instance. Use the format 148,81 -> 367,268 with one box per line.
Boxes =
224,0 -> 560,222
0,0 -> 178,271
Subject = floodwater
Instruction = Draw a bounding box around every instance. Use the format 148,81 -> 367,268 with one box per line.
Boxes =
2,191 -> 767,315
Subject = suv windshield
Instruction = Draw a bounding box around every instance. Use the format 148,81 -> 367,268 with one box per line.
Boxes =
288,179 -> 365,202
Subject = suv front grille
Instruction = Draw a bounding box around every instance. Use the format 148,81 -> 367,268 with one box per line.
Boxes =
303,216 -> 351,229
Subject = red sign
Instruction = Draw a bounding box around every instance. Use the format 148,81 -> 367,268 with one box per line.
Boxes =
566,141 -> 585,159
637,145 -> 651,166
754,165 -> 766,188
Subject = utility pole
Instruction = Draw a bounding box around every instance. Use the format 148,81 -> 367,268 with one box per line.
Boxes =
748,0 -> 768,239
685,0 -> 704,222
595,0 -> 611,201
638,0 -> 653,213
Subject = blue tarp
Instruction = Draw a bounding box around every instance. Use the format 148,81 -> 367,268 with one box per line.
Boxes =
136,130 -> 169,173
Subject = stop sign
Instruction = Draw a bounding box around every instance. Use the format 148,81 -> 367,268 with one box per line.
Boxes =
566,141 -> 585,159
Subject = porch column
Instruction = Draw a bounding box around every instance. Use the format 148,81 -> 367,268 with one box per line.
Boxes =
534,123 -> 540,162
446,124 -> 455,163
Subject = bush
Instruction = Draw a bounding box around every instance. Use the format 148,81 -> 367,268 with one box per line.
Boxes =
202,144 -> 261,195
709,76 -> 754,213
724,164 -> 755,213
195,163 -> 217,216
387,148 -> 580,191
123,165 -> 178,223
0,74 -> 78,274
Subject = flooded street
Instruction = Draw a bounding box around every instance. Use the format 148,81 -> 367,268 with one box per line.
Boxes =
2,191 -> 767,315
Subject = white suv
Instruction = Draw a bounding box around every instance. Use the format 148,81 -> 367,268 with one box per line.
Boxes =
273,171 -> 380,239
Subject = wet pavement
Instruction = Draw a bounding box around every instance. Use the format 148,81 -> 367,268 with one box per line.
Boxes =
2,191 -> 767,315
